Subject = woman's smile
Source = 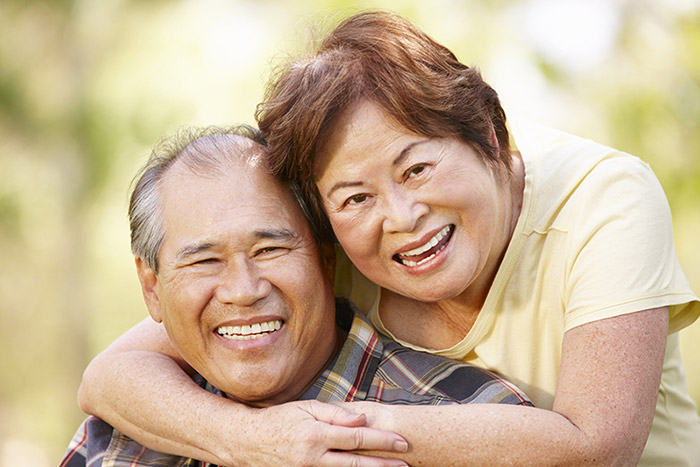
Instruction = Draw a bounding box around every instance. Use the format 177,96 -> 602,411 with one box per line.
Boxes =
393,224 -> 454,269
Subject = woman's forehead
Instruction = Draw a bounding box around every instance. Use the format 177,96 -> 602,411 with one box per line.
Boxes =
314,101 -> 425,174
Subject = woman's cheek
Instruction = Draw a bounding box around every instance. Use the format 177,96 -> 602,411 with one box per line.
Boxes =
331,219 -> 357,247
331,215 -> 375,257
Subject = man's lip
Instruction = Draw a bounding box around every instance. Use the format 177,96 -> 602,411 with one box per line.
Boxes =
214,316 -> 285,341
215,316 -> 285,328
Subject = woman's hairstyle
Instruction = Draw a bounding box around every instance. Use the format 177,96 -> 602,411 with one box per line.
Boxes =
256,10 -> 511,241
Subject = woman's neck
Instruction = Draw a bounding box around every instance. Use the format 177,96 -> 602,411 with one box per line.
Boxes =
379,289 -> 483,350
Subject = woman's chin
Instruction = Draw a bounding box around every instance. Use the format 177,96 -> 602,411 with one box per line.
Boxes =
384,280 -> 469,304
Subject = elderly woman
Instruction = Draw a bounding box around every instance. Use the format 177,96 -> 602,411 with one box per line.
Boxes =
80,11 -> 700,466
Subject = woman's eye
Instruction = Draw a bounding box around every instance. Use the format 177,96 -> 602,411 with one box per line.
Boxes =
193,258 -> 217,265
406,164 -> 426,179
345,193 -> 368,206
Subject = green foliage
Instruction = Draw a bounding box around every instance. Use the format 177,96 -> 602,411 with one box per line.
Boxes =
1,1 -> 699,465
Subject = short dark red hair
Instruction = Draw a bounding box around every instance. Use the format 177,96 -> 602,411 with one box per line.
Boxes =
257,10 -> 510,241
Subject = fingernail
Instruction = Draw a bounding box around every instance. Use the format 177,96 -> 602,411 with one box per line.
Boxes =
394,439 -> 408,452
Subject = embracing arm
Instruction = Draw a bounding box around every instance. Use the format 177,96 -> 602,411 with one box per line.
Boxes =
78,319 -> 409,466
347,307 -> 668,466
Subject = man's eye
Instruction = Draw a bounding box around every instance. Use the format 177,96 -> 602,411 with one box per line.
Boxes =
256,246 -> 285,257
193,258 -> 217,265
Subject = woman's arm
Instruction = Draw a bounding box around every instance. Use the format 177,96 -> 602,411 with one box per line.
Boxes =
78,319 -> 410,467
345,307 -> 669,465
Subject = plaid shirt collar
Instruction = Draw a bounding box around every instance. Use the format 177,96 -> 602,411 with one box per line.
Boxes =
300,297 -> 384,403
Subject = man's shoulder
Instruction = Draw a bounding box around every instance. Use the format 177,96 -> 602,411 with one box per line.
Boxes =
374,339 -> 532,406
331,297 -> 531,406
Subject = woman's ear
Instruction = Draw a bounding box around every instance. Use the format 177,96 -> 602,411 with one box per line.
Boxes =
489,119 -> 499,150
135,257 -> 163,323
318,241 -> 337,285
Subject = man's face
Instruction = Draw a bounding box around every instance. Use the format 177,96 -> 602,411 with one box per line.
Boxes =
139,139 -> 337,406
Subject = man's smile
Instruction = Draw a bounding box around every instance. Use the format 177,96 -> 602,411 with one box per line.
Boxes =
216,319 -> 284,340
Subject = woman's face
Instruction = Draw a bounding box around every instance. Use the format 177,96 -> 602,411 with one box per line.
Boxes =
314,101 -> 513,303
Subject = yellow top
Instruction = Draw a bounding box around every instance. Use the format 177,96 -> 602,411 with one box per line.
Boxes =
334,114 -> 700,466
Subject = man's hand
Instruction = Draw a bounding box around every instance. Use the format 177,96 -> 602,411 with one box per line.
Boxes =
216,400 -> 408,467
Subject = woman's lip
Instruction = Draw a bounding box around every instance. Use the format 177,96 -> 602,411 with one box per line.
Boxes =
392,225 -> 454,269
394,225 -> 454,257
394,224 -> 454,257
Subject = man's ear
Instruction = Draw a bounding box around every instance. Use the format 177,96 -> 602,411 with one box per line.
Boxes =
135,257 -> 163,323
318,240 -> 336,284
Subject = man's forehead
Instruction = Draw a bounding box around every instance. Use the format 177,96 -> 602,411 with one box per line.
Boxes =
160,146 -> 310,243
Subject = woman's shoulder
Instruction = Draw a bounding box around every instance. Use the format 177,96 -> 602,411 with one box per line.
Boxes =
509,114 -> 663,232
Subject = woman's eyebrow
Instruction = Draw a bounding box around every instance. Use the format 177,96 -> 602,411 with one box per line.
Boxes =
326,180 -> 364,199
392,140 -> 430,167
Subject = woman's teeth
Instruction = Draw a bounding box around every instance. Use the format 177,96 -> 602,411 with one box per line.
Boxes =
401,225 -> 451,256
396,225 -> 453,267
216,320 -> 282,340
401,249 -> 444,267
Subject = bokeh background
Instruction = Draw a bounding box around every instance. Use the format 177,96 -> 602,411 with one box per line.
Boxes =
1,0 -> 699,464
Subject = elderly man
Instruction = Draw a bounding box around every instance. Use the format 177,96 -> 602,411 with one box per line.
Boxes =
62,125 -> 530,466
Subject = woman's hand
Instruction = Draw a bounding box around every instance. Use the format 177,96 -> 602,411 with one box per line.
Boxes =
247,400 -> 408,467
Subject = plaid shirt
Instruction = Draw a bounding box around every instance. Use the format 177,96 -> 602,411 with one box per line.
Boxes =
61,298 -> 530,467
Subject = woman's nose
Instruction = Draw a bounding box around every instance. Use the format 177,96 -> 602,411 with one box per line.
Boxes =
381,187 -> 428,234
215,258 -> 272,306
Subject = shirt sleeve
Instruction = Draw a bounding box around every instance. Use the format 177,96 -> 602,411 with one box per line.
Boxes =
563,153 -> 699,332
60,416 -> 114,467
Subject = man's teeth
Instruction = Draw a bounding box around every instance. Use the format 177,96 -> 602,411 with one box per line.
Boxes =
217,320 -> 282,340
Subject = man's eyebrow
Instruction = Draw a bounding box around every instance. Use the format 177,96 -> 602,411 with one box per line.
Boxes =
253,228 -> 296,240
175,242 -> 216,263
325,140 -> 430,199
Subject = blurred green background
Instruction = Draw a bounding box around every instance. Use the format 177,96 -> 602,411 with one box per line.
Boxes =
1,0 -> 699,464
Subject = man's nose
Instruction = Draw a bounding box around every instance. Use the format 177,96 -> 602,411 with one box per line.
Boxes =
381,186 -> 428,234
215,258 -> 272,306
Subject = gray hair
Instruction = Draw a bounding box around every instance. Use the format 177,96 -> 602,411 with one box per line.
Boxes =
129,124 -> 266,274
